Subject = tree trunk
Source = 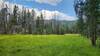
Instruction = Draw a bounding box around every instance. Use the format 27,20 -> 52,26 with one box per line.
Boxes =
91,33 -> 97,46
91,37 -> 96,46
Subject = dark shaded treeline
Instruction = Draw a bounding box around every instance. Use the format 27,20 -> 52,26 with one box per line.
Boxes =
74,0 -> 100,46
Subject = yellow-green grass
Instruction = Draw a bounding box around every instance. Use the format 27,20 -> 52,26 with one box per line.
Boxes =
0,34 -> 100,56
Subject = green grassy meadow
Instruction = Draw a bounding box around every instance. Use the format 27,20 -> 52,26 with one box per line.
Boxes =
0,34 -> 100,56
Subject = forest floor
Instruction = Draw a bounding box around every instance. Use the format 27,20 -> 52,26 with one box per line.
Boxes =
0,34 -> 100,56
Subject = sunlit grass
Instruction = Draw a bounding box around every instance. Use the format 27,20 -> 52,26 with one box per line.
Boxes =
0,34 -> 100,56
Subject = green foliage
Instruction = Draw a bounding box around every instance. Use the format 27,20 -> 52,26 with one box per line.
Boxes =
36,13 -> 44,34
74,0 -> 100,46
0,34 -> 100,56
11,5 -> 18,25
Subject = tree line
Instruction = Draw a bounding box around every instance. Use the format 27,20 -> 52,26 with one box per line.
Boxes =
74,0 -> 100,46
0,3 -> 77,34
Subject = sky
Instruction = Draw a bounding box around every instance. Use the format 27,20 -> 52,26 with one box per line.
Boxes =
5,0 -> 77,21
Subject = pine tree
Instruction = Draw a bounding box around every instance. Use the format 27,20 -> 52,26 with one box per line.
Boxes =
74,0 -> 85,35
27,9 -> 32,34
40,13 -> 44,34
22,7 -> 27,34
84,0 -> 99,46
11,5 -> 19,34
0,4 -> 8,34
74,0 -> 100,46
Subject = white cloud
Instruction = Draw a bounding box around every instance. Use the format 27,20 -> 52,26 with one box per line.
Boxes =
53,11 -> 77,21
41,10 -> 54,20
35,0 -> 62,6
36,9 -> 77,21
0,0 -> 76,21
